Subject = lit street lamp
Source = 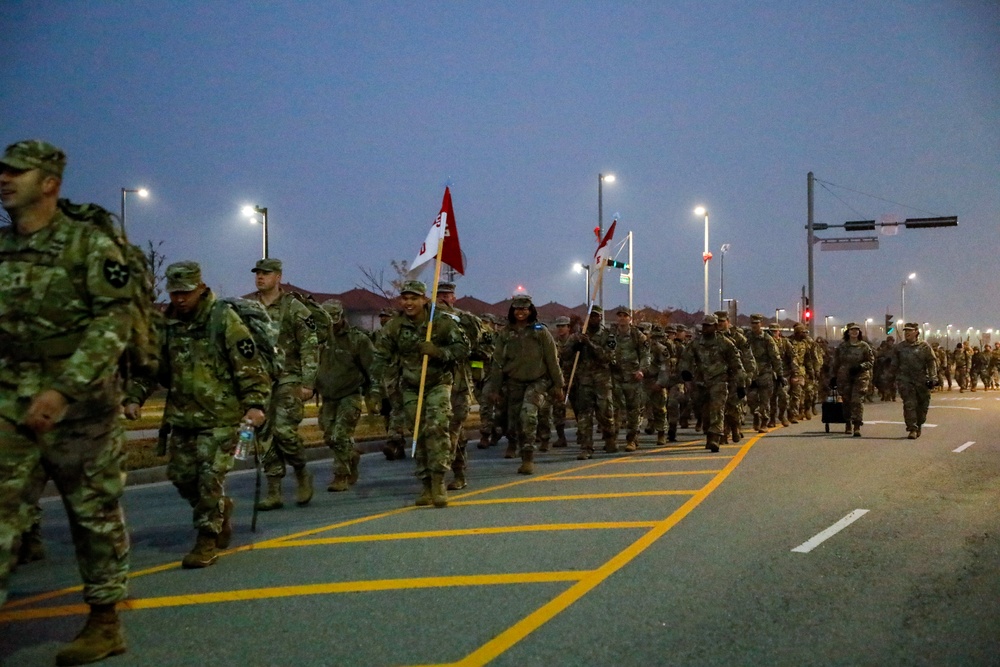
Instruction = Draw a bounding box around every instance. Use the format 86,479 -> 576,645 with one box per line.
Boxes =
719,243 -> 730,310
824,315 -> 832,340
947,324 -> 953,347
120,187 -> 149,233
865,317 -> 873,339
775,308 -> 785,329
573,262 -> 591,305
900,272 -> 916,324
597,173 -> 615,309
242,205 -> 269,259
695,206 -> 711,316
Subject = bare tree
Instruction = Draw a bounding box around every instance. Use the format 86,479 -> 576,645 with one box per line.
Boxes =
145,240 -> 167,303
357,259 -> 411,302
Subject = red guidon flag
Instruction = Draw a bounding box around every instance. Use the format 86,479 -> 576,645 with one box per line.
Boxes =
593,219 -> 617,274
411,187 -> 465,275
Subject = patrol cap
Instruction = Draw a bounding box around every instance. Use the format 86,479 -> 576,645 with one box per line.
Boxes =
663,324 -> 676,333
903,322 -> 920,331
637,321 -> 652,332
0,140 -> 67,177
436,281 -> 456,294
590,305 -> 603,315
616,306 -> 631,316
793,323 -> 808,333
165,261 -> 202,293
400,280 -> 426,296
379,307 -> 395,318
511,293 -> 533,307
321,299 -> 344,323
713,310 -> 730,321
702,314 -> 719,325
554,316 -> 571,326
251,258 -> 283,273
750,313 -> 765,323
845,322 -> 860,330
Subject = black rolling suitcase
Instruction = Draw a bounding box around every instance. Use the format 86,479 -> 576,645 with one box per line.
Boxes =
821,388 -> 846,432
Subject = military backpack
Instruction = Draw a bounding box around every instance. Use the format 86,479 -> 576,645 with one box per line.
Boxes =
281,290 -> 333,346
209,297 -> 282,384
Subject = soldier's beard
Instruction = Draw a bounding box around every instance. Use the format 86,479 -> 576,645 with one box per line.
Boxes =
702,331 -> 716,338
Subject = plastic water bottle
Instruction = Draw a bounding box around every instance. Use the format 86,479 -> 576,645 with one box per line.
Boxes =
234,422 -> 255,461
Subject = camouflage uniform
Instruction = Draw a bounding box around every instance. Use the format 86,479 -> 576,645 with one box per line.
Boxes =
315,300 -> 374,491
567,307 -> 616,459
0,141 -> 132,617
787,325 -> 817,421
643,326 -> 669,444
249,259 -> 319,507
829,324 -> 875,434
890,324 -> 937,437
716,311 -> 756,443
551,317 -> 574,447
970,347 -> 990,391
770,329 -> 798,426
953,344 -> 971,392
608,309 -> 650,451
746,314 -> 782,432
665,327 -> 691,437
932,344 -> 951,390
679,315 -> 746,452
485,295 -> 563,474
874,339 -> 897,401
372,281 -> 469,506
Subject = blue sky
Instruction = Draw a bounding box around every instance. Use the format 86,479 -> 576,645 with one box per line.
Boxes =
5,1 -> 998,338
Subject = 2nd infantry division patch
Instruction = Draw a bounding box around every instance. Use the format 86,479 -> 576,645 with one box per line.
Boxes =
237,338 -> 256,359
103,259 -> 131,288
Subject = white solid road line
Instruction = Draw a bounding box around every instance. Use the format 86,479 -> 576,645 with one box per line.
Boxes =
863,421 -> 937,427
791,509 -> 870,554
928,406 -> 981,411
953,441 -> 976,453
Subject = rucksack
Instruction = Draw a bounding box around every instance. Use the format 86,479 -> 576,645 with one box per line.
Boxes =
209,297 -> 282,383
57,198 -> 161,381
282,290 -> 333,346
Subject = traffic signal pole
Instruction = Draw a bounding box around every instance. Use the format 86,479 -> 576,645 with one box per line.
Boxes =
807,171 -> 815,337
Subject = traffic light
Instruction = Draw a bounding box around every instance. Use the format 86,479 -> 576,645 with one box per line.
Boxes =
885,314 -> 895,335
804,308 -> 812,322
606,259 -> 629,270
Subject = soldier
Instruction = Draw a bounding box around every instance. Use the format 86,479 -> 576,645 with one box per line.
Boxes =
566,306 -> 616,459
1,140 -> 132,664
787,324 -> 817,422
315,300 -> 374,492
248,258 -> 319,511
434,281 -> 480,490
609,307 -> 650,451
970,346 -> 990,391
476,313 -> 502,450
371,280 -> 469,507
715,311 -> 756,443
770,326 -> 798,427
746,314 -> 783,433
484,294 -> 564,474
890,323 -> 937,439
931,342 -> 951,391
874,337 -> 897,401
126,262 -> 271,569
643,324 -> 670,446
551,316 -> 574,447
370,307 -> 408,461
665,325 -> 692,438
829,323 -> 875,436
679,315 -> 746,452
954,342 -> 971,392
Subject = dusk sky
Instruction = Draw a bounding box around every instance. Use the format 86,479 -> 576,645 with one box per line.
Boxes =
6,1 -> 998,339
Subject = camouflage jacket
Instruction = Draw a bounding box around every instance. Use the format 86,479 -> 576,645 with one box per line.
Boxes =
830,339 -> 875,382
788,336 -> 817,379
253,290 -> 319,388
485,321 -> 563,392
0,210 -> 134,417
746,329 -> 781,378
372,304 -> 469,391
315,321 -> 375,401
890,339 -> 937,384
437,302 -> 480,392
609,324 -> 650,377
129,290 -> 272,430
568,323 -> 615,383
722,327 -> 757,381
679,333 -> 746,385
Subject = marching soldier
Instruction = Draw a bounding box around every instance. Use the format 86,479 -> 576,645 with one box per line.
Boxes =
679,315 -> 746,452
890,323 -> 937,439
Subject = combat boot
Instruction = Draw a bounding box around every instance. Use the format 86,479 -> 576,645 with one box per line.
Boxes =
294,466 -> 314,506
55,603 -> 126,666
845,421 -> 852,434
517,449 -> 535,475
667,424 -> 677,442
447,466 -> 467,490
554,426 -> 568,448
752,414 -> 760,432
706,433 -> 720,453
431,473 -> 448,508
182,531 -> 219,569
729,418 -> 741,443
327,473 -> 350,492
415,478 -> 433,506
477,432 -> 492,449
393,440 -> 407,459
538,437 -> 550,453
348,449 -> 361,486
217,497 -> 235,549
576,444 -> 593,460
382,442 -> 398,460
255,477 -> 283,511
17,521 -> 45,565
603,433 -> 618,453
503,439 -> 517,459
656,431 -> 667,447
624,430 -> 638,452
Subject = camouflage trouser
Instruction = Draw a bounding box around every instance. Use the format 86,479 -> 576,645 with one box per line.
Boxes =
748,373 -> 775,424
955,366 -> 969,390
261,382 -> 306,479
449,382 -> 472,471
772,376 -> 789,421
477,388 -> 500,440
320,393 -> 363,476
570,376 -> 614,447
552,392 -> 567,430
403,383 -> 453,479
536,400 -> 553,445
613,375 -> 643,436
667,383 -> 686,426
724,378 -> 745,426
937,365 -> 951,388
643,379 -> 667,432
838,373 -> 870,425
167,425 -> 237,535
504,377 -> 552,453
0,406 -> 129,607
694,381 -> 729,437
897,380 -> 931,431
387,385 -> 409,441
788,376 -> 806,417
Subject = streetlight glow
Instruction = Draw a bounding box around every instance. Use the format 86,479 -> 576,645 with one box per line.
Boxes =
694,206 -> 710,315
242,204 -> 269,259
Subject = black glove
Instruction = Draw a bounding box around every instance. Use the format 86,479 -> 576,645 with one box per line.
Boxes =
775,376 -> 786,387
829,377 -> 837,389
736,386 -> 746,399
681,370 -> 693,382
572,341 -> 585,353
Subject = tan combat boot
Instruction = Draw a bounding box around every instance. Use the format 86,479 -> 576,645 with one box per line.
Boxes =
431,473 -> 448,508
603,433 -> 618,453
55,603 -> 126,666
182,531 -> 219,569
667,424 -> 678,442
295,466 -> 314,506
447,465 -> 467,490
503,439 -> 517,459
624,430 -> 638,452
576,444 -> 592,460
656,431 -> 667,447
217,497 -> 235,549
255,477 -> 283,511
517,449 -> 535,475
327,472 -> 350,492
415,478 -> 433,506
554,426 -> 568,448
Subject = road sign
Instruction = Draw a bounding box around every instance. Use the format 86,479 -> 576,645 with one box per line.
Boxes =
819,237 -> 879,251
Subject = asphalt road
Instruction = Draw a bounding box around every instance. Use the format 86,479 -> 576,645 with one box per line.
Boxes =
3,392 -> 999,666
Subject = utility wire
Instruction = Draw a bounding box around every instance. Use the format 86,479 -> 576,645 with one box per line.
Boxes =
813,177 -> 938,216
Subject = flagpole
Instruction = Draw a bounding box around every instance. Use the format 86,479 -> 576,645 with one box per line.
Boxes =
410,234 -> 446,458
564,255 -> 609,401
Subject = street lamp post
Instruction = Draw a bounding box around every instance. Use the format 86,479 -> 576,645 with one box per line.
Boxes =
719,243 -> 730,310
695,206 -> 711,316
947,324 -> 953,347
598,173 -> 615,310
120,187 -> 149,233
900,272 -> 916,324
824,315 -> 832,340
573,262 -> 591,305
775,308 -> 785,329
865,318 -> 873,340
242,205 -> 269,259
